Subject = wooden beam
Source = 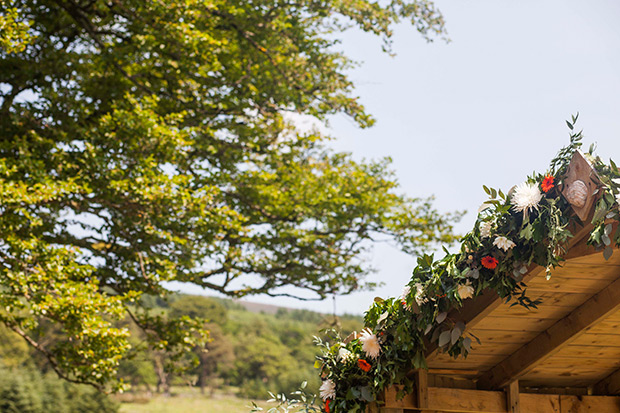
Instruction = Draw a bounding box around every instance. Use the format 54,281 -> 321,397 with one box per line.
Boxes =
593,368 -> 620,395
477,270 -> 620,390
506,381 -> 520,413
425,221 -> 593,361
381,386 -> 620,412
416,369 -> 429,409
383,386 -> 415,410
428,387 -> 506,412
559,395 -> 620,412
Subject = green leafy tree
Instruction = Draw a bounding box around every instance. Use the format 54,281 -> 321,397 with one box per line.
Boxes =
0,0 -> 457,390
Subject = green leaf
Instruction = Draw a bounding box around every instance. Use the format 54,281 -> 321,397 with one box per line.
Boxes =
438,331 -> 451,347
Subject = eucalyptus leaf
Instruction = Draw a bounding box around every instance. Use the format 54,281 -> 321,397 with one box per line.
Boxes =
438,331 -> 451,347
604,246 -> 614,261
451,327 -> 461,345
436,312 -> 447,324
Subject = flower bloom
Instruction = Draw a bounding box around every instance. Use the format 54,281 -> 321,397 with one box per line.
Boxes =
457,280 -> 474,300
358,358 -> 372,372
541,175 -> 555,193
320,379 -> 336,400
481,256 -> 499,270
493,236 -> 516,252
414,282 -> 427,306
359,328 -> 381,359
400,285 -> 411,309
479,220 -> 493,239
511,182 -> 542,216
338,347 -> 353,363
325,399 -> 331,413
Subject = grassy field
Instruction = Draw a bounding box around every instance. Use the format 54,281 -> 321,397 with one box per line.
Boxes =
117,388 -> 270,413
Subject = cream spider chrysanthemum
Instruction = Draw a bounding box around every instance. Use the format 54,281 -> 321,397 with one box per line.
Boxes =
493,236 -> 516,252
319,379 -> 336,400
511,182 -> 542,216
359,328 -> 381,359
479,220 -> 493,239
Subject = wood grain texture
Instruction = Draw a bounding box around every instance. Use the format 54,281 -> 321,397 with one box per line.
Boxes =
477,270 -> 620,390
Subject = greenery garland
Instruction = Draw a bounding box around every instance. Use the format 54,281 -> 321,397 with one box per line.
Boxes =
314,116 -> 620,413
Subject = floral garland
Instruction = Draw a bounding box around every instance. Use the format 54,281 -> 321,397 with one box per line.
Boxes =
314,116 -> 620,413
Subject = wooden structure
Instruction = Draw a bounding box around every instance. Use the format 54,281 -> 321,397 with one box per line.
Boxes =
372,153 -> 620,412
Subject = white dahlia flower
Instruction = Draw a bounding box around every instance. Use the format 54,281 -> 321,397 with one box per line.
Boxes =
479,220 -> 493,239
493,236 -> 516,252
338,347 -> 353,363
414,282 -> 427,306
457,280 -> 474,300
359,328 -> 381,359
400,285 -> 411,310
320,379 -> 336,400
511,182 -> 542,216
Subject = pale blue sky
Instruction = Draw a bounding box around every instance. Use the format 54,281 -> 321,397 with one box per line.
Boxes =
172,0 -> 620,315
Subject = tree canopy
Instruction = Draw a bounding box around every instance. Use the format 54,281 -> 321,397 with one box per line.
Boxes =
0,0 -> 456,390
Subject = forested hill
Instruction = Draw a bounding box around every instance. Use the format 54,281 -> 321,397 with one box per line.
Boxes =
0,293 -> 363,408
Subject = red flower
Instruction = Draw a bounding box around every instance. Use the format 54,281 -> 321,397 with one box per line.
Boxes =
481,256 -> 498,270
541,175 -> 555,193
325,399 -> 331,413
358,358 -> 372,372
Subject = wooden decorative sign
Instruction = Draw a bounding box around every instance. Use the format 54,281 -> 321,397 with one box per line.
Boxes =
561,150 -> 600,222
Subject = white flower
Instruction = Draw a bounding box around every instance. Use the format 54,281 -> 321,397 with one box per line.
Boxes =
479,220 -> 493,238
493,236 -> 516,252
457,280 -> 474,300
511,182 -> 542,216
338,347 -> 353,363
400,285 -> 411,310
359,328 -> 381,359
413,282 -> 427,306
616,192 -> 620,206
319,379 -> 336,400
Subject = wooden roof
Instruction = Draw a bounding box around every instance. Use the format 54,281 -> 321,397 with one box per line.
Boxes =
426,226 -> 620,393
372,152 -> 620,412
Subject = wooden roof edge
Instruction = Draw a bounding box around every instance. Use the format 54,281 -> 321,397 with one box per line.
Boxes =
425,219 -> 594,360
425,150 -> 603,362
476,268 -> 620,390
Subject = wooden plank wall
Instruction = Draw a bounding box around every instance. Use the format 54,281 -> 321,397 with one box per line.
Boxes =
379,386 -> 620,413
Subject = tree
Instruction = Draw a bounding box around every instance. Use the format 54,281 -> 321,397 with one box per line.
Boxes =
0,0 -> 456,390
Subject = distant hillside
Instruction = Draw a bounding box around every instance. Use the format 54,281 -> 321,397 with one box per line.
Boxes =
232,299 -> 282,314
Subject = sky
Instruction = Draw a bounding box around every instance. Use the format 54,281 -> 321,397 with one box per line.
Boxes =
171,0 -> 620,315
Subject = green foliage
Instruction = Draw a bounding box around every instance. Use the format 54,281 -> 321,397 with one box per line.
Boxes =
0,1 -> 33,53
0,365 -> 118,413
169,295 -> 227,325
316,119 -> 620,412
250,381 -> 321,413
0,0 -> 456,390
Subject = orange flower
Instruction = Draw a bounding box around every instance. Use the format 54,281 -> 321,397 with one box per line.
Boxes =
481,256 -> 498,270
358,358 -> 372,372
325,399 -> 331,413
541,175 -> 555,193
